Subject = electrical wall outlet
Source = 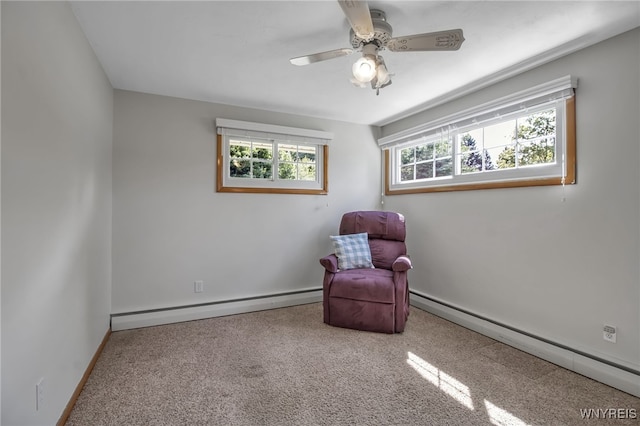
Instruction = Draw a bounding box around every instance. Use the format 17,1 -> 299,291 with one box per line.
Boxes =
194,280 -> 204,293
36,377 -> 44,411
603,324 -> 617,343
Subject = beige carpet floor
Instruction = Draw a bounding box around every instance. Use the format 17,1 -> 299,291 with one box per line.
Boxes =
66,303 -> 639,425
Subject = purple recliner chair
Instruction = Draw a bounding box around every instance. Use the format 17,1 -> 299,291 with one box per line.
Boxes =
320,211 -> 412,333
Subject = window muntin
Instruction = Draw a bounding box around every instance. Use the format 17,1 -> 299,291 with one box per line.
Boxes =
228,137 -> 319,182
399,133 -> 452,182
229,139 -> 273,179
455,107 -> 557,175
277,143 -> 317,181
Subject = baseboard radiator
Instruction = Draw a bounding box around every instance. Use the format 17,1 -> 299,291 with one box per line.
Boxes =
410,290 -> 640,398
111,288 -> 323,331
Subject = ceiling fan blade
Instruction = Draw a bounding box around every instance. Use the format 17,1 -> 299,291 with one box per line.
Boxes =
387,29 -> 465,52
337,0 -> 374,41
290,48 -> 354,66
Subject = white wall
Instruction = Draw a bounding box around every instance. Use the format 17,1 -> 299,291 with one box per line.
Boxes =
0,2 -> 3,421
383,28 -> 640,373
112,90 -> 381,313
1,2 -> 113,425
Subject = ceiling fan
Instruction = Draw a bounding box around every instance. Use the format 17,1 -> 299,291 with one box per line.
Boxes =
290,0 -> 465,95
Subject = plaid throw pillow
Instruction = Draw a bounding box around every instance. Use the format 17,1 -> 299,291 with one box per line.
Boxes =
330,232 -> 374,270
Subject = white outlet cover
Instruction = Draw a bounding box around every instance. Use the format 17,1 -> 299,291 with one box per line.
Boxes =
603,325 -> 617,343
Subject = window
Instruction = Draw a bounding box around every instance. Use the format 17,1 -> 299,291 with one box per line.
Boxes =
381,76 -> 577,194
228,139 -> 319,181
217,119 -> 331,194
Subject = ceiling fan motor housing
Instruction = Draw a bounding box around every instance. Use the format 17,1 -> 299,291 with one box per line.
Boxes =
350,9 -> 392,49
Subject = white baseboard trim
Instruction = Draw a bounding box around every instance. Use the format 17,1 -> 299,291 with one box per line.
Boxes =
410,291 -> 640,398
111,289 -> 322,331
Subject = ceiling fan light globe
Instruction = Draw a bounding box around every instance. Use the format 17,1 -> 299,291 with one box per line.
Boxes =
376,63 -> 390,85
352,56 -> 377,83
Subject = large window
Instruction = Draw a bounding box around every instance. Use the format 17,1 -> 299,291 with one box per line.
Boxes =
381,76 -> 577,194
217,119 -> 330,194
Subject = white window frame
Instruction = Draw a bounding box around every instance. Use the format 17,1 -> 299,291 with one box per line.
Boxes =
216,119 -> 331,195
379,76 -> 577,194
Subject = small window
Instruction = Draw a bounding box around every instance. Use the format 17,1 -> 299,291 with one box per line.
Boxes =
217,119 -> 330,194
380,76 -> 577,194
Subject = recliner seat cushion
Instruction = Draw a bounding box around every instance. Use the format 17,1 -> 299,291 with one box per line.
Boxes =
329,268 -> 395,304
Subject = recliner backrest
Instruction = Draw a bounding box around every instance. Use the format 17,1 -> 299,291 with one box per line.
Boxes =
339,211 -> 407,270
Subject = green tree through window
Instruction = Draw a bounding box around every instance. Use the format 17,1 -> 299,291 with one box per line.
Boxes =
229,139 -> 317,181
229,140 -> 273,179
459,134 -> 494,174
497,110 -> 555,168
400,137 -> 452,181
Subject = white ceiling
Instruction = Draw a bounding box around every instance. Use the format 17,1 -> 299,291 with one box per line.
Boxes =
70,1 -> 640,126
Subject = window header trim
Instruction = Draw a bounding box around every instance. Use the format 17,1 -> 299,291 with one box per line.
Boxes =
216,118 -> 333,143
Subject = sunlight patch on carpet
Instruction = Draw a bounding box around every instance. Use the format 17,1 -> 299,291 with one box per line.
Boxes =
407,351 -> 474,410
484,399 -> 529,426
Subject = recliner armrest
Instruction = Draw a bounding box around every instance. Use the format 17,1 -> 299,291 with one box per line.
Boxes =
320,254 -> 339,273
392,256 -> 412,272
